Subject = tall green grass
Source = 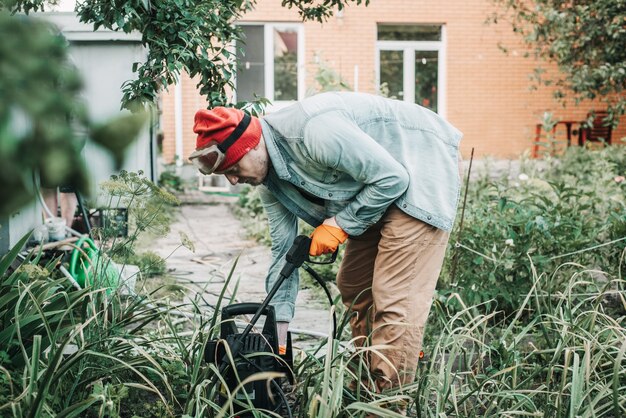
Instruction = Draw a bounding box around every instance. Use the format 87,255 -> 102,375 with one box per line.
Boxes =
1,237 -> 624,416
2,154 -> 625,417
231,146 -> 625,417
0,233 -> 250,417
283,258 -> 625,417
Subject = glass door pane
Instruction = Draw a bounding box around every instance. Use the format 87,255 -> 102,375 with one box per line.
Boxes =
379,50 -> 404,99
236,25 -> 265,102
415,51 -> 438,111
273,28 -> 298,100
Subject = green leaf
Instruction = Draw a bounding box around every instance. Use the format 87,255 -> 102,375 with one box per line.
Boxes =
90,111 -> 149,169
0,230 -> 31,278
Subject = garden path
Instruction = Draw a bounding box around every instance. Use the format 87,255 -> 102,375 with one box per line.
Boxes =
147,189 -> 333,348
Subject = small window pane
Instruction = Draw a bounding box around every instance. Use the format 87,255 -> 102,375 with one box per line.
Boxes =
377,24 -> 441,41
379,50 -> 404,99
236,25 -> 265,102
273,28 -> 298,101
415,51 -> 438,111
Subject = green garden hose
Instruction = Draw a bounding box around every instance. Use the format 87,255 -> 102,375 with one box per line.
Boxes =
69,236 -> 120,291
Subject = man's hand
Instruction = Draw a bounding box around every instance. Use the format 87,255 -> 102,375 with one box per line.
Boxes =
309,218 -> 348,256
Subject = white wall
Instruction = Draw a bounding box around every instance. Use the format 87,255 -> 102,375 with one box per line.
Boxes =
45,0 -> 76,12
41,13 -> 155,201
1,11 -> 156,253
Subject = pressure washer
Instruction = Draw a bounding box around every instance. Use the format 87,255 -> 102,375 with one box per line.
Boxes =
205,235 -> 337,417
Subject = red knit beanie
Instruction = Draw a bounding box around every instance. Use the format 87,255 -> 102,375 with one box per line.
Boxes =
193,107 -> 262,171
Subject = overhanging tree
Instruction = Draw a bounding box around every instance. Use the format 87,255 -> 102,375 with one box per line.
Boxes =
491,0 -> 626,125
0,0 -> 369,217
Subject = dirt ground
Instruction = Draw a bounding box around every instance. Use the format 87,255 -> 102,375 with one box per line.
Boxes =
146,188 -> 333,349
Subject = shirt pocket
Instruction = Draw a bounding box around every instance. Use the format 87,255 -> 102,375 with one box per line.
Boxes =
321,168 -> 342,184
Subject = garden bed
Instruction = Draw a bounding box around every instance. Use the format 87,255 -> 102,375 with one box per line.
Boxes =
1,147 -> 625,417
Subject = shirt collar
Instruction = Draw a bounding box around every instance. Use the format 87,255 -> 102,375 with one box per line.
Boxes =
260,119 -> 291,180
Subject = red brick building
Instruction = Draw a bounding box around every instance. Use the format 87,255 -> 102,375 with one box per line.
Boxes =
160,0 -> 625,164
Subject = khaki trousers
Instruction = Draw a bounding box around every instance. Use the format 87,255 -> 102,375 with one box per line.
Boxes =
336,206 -> 450,391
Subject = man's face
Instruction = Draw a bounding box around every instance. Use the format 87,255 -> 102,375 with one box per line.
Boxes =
221,143 -> 269,186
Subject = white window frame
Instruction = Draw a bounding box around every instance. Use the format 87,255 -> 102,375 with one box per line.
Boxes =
235,22 -> 305,111
375,25 -> 447,117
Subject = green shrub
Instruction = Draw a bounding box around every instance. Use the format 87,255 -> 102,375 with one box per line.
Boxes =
114,250 -> 167,278
442,146 -> 626,313
158,169 -> 184,193
100,170 -> 179,276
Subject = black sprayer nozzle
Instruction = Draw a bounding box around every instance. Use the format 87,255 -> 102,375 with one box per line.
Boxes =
280,235 -> 312,278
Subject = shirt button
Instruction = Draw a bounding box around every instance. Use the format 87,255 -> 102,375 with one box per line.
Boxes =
328,193 -> 333,197
402,204 -> 407,208
300,181 -> 305,186
427,215 -> 432,220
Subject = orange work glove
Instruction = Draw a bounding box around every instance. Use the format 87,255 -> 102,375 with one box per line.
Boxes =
309,224 -> 348,256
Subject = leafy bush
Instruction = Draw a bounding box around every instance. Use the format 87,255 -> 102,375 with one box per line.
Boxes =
99,171 -> 179,279
119,250 -> 167,278
2,163 -> 625,416
158,169 -> 184,193
442,146 -> 626,313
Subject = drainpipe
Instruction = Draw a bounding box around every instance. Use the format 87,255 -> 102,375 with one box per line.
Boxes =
174,76 -> 184,171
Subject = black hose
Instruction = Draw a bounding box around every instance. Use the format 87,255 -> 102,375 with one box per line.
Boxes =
301,263 -> 337,339
75,190 -> 92,237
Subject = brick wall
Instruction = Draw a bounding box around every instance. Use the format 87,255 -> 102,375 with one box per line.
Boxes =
160,0 -> 625,163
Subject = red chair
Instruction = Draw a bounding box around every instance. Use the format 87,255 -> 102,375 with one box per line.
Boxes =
579,111 -> 612,146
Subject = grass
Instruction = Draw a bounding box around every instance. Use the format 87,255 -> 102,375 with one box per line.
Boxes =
283,256 -> 626,417
1,149 -> 625,416
228,145 -> 626,416
0,233 -> 624,417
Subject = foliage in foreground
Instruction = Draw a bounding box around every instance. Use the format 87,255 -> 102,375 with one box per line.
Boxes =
294,262 -> 626,417
0,8 -> 148,217
1,154 -> 625,416
1,233 -> 624,416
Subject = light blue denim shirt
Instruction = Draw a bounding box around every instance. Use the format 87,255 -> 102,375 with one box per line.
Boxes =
258,92 -> 463,322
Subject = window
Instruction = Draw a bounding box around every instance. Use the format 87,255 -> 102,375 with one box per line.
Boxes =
376,24 -> 446,116
235,24 -> 304,105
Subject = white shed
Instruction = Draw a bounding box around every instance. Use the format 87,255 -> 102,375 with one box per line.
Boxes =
0,9 -> 156,254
